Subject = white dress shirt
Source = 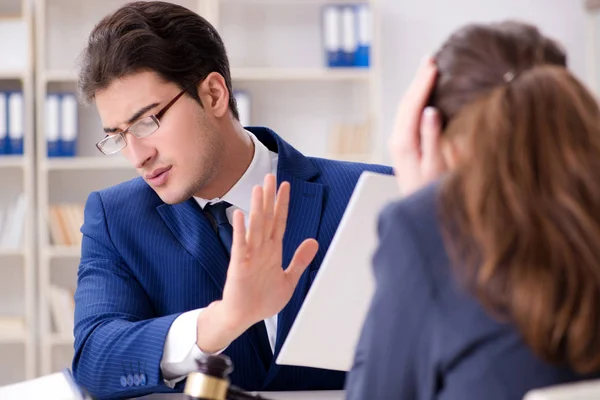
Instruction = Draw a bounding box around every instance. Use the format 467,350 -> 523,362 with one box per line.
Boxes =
160,130 -> 279,386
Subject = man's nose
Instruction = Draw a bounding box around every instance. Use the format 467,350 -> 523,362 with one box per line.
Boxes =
123,134 -> 156,169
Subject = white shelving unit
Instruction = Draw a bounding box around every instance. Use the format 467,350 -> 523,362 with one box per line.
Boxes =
34,0 -> 380,376
0,0 -> 36,386
34,0 -> 144,376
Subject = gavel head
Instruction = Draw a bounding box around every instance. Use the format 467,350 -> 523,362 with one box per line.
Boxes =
184,354 -> 234,400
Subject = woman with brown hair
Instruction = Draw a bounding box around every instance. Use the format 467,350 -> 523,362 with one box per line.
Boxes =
345,21 -> 600,399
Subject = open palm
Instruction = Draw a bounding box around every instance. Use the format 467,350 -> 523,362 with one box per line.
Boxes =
221,173 -> 319,330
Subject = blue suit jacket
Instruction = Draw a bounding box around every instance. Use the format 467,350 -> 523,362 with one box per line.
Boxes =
72,127 -> 392,399
345,182 -> 599,400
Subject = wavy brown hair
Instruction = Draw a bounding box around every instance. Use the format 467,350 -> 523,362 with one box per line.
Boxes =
432,21 -> 600,374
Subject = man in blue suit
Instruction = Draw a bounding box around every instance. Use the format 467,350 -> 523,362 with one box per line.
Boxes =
72,1 -> 391,398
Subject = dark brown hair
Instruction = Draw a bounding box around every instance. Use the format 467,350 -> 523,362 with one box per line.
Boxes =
434,21 -> 600,374
78,0 -> 239,120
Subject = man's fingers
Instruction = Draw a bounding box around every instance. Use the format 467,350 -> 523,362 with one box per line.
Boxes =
285,239 -> 319,287
273,181 -> 290,241
230,209 -> 247,266
262,174 -> 277,242
246,185 -> 264,250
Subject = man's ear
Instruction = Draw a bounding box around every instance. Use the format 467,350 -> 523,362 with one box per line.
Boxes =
197,72 -> 230,118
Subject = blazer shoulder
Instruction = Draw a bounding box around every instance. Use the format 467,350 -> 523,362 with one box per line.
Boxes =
309,157 -> 393,185
91,176 -> 162,213
384,180 -> 441,229
375,180 -> 449,286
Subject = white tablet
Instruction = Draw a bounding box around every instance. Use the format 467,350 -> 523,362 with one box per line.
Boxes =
276,171 -> 400,371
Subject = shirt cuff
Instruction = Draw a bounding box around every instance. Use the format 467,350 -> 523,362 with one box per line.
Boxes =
160,308 -> 228,388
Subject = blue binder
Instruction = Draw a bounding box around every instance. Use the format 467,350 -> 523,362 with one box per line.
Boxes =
355,4 -> 371,68
340,6 -> 358,67
0,92 -> 7,156
46,93 -> 61,158
322,5 -> 343,67
59,93 -> 78,157
7,91 -> 24,155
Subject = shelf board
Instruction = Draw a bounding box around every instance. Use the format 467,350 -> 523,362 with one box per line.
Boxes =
0,317 -> 26,343
49,333 -> 74,346
0,248 -> 24,257
0,155 -> 26,168
43,156 -> 132,171
0,333 -> 26,344
328,152 -> 374,162
44,69 -> 78,83
221,0 -> 376,4
47,245 -> 80,258
46,67 -> 371,83
0,70 -> 25,81
232,67 -> 371,81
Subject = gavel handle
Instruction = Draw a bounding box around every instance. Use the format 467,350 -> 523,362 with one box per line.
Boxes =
228,385 -> 274,400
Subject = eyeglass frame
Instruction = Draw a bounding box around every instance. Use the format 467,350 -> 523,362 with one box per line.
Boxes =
95,84 -> 194,155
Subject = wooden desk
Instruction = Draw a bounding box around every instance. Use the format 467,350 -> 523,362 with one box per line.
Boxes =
139,391 -> 344,400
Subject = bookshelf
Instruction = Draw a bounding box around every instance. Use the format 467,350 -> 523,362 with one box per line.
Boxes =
34,0 -> 381,377
34,0 -> 145,376
0,0 -> 36,386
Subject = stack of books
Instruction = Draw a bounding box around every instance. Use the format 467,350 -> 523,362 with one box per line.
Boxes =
48,203 -> 84,247
328,121 -> 372,161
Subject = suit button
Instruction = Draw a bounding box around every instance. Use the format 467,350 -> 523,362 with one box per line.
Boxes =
120,376 -> 128,387
127,374 -> 134,387
140,373 -> 147,386
133,374 -> 141,386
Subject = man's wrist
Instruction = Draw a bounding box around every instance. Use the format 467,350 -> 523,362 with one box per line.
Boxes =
195,300 -> 253,353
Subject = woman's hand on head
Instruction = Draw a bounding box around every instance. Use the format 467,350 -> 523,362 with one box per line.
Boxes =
389,57 -> 447,196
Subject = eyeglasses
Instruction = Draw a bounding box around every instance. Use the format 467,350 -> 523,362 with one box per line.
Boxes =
95,87 -> 189,155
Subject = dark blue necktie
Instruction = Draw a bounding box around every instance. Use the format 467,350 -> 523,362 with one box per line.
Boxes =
204,201 -> 234,255
203,201 -> 273,369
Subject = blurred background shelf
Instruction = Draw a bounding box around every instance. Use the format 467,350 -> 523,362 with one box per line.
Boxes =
48,333 -> 74,347
46,67 -> 373,83
43,157 -> 132,171
231,67 -> 372,81
42,69 -> 77,83
0,322 -> 27,344
0,248 -> 25,257
0,0 -> 35,386
45,246 -> 80,259
0,70 -> 26,81
0,156 -> 26,168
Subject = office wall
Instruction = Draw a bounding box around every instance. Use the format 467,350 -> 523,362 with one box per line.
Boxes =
377,0 -> 589,163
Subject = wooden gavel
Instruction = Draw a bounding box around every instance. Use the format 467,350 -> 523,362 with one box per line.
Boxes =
184,354 -> 273,400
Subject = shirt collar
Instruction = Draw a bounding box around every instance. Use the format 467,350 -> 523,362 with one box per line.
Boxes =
194,130 -> 273,213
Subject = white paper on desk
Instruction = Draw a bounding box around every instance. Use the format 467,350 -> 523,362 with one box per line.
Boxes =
0,370 -> 88,400
276,171 -> 401,371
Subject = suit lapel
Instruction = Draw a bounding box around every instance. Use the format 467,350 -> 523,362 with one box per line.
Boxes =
275,172 -> 324,353
157,199 -> 230,291
247,127 -> 328,382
